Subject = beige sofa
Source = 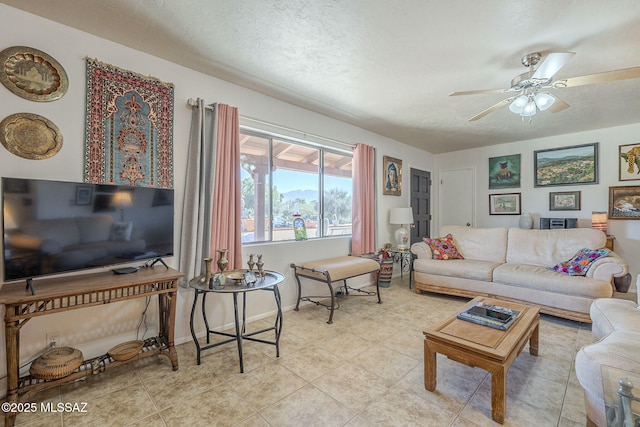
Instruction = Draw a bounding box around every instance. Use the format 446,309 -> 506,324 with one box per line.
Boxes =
411,226 -> 628,322
575,282 -> 640,426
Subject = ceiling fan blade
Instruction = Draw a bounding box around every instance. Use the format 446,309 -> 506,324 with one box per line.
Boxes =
547,94 -> 570,113
450,88 -> 509,96
468,97 -> 516,121
532,52 -> 575,79
554,66 -> 640,88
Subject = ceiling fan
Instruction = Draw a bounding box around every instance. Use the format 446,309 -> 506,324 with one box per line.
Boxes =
451,51 -> 640,121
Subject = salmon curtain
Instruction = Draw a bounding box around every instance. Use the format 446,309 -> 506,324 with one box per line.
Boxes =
351,143 -> 376,255
210,104 -> 242,269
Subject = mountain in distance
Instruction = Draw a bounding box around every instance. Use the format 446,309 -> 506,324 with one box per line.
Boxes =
536,154 -> 588,167
283,189 -> 318,201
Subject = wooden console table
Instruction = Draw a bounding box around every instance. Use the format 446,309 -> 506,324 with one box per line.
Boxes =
0,266 -> 182,427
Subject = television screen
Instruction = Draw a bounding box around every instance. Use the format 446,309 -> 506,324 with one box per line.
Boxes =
2,177 -> 174,282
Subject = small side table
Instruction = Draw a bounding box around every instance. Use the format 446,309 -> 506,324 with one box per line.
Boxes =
389,248 -> 414,289
189,270 -> 284,373
606,236 -> 615,251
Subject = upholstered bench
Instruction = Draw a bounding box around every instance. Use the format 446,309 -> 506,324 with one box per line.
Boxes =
290,256 -> 381,324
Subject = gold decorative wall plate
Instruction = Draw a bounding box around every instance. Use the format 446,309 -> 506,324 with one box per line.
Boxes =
0,46 -> 68,102
0,113 -> 63,159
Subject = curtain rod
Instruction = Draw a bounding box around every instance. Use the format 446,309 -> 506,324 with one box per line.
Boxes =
187,98 -> 355,149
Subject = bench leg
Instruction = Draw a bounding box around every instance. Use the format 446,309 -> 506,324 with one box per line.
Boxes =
292,268 -> 302,311
326,279 -> 335,324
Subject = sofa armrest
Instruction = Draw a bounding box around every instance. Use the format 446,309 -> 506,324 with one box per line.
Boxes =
411,241 -> 432,259
586,252 -> 628,282
8,233 -> 61,255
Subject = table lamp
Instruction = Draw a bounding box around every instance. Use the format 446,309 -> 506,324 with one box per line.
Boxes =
390,207 -> 414,250
591,211 -> 607,235
112,191 -> 133,221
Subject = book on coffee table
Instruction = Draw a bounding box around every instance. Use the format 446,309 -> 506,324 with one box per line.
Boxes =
457,301 -> 520,330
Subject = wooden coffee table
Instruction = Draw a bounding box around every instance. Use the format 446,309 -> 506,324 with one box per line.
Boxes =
423,297 -> 540,424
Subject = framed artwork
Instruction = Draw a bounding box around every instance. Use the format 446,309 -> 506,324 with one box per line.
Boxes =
489,193 -> 521,215
383,156 -> 402,196
75,186 -> 93,206
534,143 -> 598,187
619,143 -> 640,181
488,154 -> 521,189
549,191 -> 581,211
609,186 -> 640,219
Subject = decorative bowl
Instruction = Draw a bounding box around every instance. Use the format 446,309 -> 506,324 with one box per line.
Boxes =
30,347 -> 83,380
108,340 -> 144,361
226,271 -> 245,281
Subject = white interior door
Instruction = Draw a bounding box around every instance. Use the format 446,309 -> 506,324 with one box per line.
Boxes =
439,168 -> 475,230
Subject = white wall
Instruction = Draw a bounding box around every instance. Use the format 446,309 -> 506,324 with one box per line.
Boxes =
434,124 -> 640,281
0,4 -> 434,390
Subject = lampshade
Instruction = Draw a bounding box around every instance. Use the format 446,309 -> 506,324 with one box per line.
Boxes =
508,95 -> 529,114
591,211 -> 608,234
390,207 -> 414,225
534,92 -> 555,111
111,191 -> 133,208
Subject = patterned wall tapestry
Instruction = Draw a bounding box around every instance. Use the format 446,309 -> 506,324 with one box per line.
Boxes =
84,58 -> 174,188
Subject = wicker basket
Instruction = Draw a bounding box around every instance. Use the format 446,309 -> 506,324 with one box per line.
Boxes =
108,340 -> 143,361
30,347 -> 83,380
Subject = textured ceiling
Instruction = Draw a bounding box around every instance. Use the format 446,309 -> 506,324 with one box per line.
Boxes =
4,0 -> 640,153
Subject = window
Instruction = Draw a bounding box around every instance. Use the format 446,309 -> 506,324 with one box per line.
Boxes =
240,129 -> 352,243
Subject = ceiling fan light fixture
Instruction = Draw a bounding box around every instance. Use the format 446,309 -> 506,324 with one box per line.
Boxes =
534,92 -> 555,111
508,94 -> 529,114
521,97 -> 537,117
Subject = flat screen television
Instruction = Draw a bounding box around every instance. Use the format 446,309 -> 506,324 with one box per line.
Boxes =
2,177 -> 174,282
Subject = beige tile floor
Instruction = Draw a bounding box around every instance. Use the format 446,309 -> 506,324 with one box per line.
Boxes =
6,275 -> 593,427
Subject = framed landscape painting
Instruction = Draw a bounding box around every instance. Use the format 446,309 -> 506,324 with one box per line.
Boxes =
534,143 -> 598,187
488,154 -> 521,189
489,193 -> 521,215
549,191 -> 580,211
619,143 -> 640,181
609,185 -> 640,219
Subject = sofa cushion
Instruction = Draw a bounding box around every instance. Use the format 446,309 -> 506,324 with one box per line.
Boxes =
413,258 -> 500,282
549,248 -> 611,276
506,228 -> 607,267
423,234 -> 464,260
109,221 -> 133,241
492,263 -> 613,299
440,226 -> 508,263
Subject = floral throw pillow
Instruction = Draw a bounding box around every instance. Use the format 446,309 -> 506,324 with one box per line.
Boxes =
549,248 -> 610,276
423,234 -> 464,260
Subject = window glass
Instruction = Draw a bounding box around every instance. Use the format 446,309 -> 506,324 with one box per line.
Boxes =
323,151 -> 352,236
240,134 -> 271,242
239,130 -> 352,243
